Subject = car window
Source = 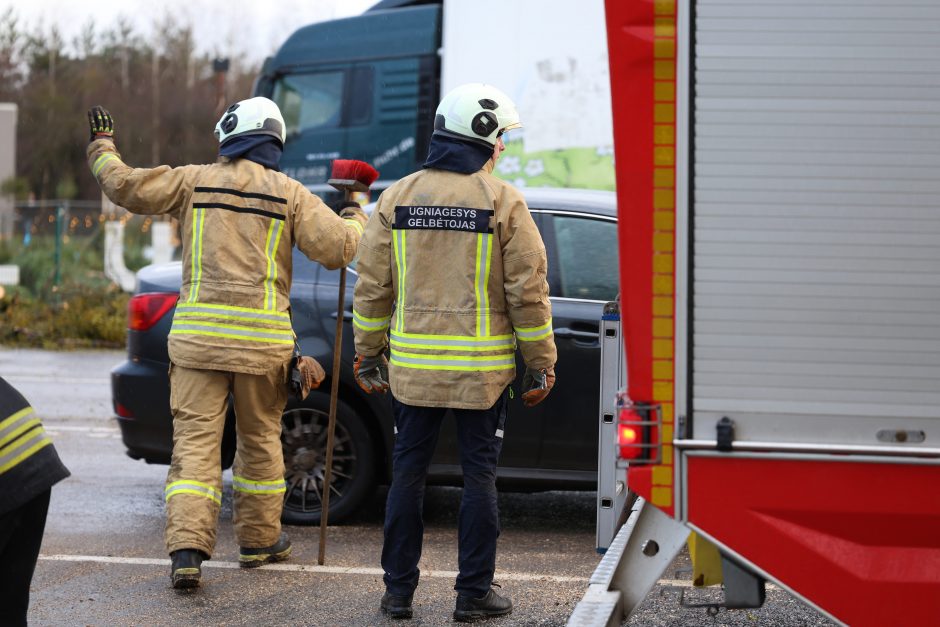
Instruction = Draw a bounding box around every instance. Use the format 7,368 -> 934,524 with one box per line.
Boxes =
551,214 -> 618,301
272,71 -> 344,136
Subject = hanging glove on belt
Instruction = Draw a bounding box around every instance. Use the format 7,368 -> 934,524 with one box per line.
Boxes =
521,367 -> 556,407
289,355 -> 326,400
354,353 -> 389,394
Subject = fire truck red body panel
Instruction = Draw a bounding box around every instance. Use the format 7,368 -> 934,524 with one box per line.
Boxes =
687,456 -> 940,625
605,0 -> 940,624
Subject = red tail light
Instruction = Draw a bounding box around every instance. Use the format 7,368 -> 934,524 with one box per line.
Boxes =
618,407 -> 646,460
128,292 -> 178,331
115,402 -> 134,418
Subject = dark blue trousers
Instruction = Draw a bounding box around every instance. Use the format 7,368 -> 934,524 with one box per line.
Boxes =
381,390 -> 508,598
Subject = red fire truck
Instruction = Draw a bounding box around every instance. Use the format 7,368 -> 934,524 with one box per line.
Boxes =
572,1 -> 940,625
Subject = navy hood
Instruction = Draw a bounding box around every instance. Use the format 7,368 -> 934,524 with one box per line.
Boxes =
422,134 -> 493,174
219,135 -> 283,171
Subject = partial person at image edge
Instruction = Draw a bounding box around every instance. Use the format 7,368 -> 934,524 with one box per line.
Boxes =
0,376 -> 71,626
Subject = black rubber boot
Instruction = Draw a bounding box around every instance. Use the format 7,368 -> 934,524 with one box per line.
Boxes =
239,531 -> 292,568
380,591 -> 414,619
170,549 -> 206,589
453,587 -> 513,622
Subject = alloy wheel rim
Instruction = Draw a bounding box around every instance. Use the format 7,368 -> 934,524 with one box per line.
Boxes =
281,407 -> 357,515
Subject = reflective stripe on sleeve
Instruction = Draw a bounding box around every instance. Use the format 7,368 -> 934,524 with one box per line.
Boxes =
233,475 -> 287,495
165,480 -> 222,505
514,319 -> 554,342
345,218 -> 364,237
0,426 -> 52,474
92,153 -> 120,177
0,407 -> 39,449
353,310 -> 391,332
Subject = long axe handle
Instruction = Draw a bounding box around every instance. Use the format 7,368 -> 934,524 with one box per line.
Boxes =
318,161 -> 376,565
318,259 -> 345,565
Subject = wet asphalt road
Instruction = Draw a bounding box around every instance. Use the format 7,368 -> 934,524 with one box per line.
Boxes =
1,349 -> 834,626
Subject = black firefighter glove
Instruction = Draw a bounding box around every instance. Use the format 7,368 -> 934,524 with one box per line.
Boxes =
521,367 -> 556,408
332,199 -> 367,221
354,353 -> 389,394
87,106 -> 114,143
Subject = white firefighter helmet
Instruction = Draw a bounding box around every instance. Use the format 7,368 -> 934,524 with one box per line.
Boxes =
433,83 -> 522,147
214,97 -> 286,147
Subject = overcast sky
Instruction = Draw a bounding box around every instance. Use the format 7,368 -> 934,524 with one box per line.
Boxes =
0,0 -> 377,65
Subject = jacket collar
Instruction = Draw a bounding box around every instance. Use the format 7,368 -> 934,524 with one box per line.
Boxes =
218,135 -> 283,171
423,134 -> 493,174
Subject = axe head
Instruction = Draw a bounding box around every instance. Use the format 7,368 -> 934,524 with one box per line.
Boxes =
328,159 -> 379,194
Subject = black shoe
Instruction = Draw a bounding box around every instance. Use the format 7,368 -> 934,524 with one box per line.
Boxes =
453,586 -> 513,622
239,532 -> 292,568
170,549 -> 206,589
380,591 -> 414,619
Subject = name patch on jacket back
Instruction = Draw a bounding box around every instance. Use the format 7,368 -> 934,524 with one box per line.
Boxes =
393,206 -> 493,233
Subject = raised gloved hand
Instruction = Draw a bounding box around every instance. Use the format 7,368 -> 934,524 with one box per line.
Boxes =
521,367 -> 556,407
354,353 -> 389,394
87,106 -> 114,143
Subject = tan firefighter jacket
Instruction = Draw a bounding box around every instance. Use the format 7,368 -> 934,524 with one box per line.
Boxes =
353,161 -> 557,410
88,138 -> 367,375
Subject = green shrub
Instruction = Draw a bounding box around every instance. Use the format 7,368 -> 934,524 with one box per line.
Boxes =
0,284 -> 129,349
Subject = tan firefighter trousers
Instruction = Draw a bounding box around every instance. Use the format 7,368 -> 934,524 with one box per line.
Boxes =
165,362 -> 289,556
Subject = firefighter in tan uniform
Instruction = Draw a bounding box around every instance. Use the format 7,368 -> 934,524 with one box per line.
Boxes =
86,98 -> 367,589
352,83 -> 557,622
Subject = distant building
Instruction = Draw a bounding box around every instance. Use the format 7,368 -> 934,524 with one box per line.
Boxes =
0,103 -> 15,238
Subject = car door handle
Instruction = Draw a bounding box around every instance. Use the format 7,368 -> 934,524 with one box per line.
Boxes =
330,311 -> 354,321
554,327 -> 599,341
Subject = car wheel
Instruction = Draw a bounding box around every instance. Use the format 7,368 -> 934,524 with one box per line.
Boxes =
280,392 -> 375,525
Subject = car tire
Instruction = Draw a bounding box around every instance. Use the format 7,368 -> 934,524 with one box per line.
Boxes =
280,391 -> 375,526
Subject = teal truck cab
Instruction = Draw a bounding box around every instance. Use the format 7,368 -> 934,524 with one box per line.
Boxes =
253,3 -> 441,197
253,0 -> 613,198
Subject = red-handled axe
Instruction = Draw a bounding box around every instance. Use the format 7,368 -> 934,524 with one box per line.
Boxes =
319,159 -> 378,565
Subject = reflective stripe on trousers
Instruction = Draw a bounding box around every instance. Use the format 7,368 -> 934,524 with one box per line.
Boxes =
165,479 -> 222,505
233,475 -> 287,495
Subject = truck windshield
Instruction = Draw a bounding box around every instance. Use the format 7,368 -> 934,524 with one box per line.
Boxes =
271,71 -> 344,137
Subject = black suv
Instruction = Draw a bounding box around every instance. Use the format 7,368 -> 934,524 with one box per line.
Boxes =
111,187 -> 618,524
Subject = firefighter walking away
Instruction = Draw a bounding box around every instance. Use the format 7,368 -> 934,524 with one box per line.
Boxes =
86,98 -> 367,588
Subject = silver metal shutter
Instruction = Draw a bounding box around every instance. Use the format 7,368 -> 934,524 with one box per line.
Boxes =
691,0 -> 940,446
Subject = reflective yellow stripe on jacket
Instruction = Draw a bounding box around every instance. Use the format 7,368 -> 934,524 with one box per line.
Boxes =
389,330 -> 515,372
263,217 -> 286,310
170,303 -> 294,345
0,407 -> 53,474
475,233 -> 493,337
393,229 -> 407,332
188,207 -> 206,302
